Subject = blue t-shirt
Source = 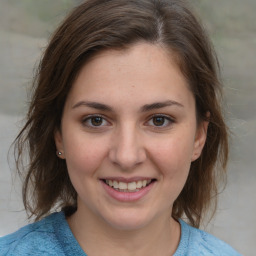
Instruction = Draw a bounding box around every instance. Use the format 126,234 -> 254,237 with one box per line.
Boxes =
0,212 -> 241,255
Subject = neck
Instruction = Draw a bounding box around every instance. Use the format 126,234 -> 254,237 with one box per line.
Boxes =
67,205 -> 181,256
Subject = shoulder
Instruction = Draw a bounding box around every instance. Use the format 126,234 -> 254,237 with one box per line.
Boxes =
174,219 -> 242,256
0,212 -> 65,256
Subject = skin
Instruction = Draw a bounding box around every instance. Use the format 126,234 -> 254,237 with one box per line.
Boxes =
55,42 -> 208,256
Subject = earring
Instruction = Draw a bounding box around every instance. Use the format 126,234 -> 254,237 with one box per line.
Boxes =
57,151 -> 62,156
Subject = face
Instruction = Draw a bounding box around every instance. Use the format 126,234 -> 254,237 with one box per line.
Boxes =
55,43 -> 208,230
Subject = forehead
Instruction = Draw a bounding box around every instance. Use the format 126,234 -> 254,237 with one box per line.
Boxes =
65,43 -> 194,110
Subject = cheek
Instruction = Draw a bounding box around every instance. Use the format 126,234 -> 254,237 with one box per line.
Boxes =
149,137 -> 194,203
63,136 -> 110,201
151,137 -> 193,166
148,134 -> 194,178
63,131 -> 109,177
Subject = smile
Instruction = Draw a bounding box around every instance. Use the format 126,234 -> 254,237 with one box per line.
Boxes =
101,178 -> 156,202
103,179 -> 154,192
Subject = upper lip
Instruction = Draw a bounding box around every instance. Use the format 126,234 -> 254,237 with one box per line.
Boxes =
100,177 -> 156,183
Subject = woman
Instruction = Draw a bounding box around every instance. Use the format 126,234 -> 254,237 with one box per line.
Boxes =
0,0 -> 241,255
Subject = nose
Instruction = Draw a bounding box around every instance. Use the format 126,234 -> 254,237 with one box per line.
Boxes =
109,124 -> 146,170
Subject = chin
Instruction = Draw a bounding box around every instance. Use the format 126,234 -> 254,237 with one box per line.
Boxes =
103,210 -> 153,231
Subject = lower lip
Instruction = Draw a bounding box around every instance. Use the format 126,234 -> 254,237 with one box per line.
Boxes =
101,180 -> 155,202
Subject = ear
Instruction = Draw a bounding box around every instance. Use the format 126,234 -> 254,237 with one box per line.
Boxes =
54,129 -> 65,159
191,119 -> 209,162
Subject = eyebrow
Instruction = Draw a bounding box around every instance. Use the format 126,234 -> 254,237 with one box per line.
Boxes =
140,100 -> 184,112
72,101 -> 113,111
72,100 -> 184,112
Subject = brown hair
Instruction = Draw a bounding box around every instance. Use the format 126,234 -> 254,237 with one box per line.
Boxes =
15,0 -> 228,227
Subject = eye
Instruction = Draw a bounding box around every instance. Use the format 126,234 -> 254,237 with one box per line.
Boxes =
82,115 -> 110,128
146,115 -> 174,128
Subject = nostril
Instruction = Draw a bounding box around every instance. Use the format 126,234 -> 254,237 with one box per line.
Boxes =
108,136 -> 147,169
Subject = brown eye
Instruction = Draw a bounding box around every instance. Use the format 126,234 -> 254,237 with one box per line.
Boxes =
152,116 -> 165,126
82,115 -> 109,128
146,115 -> 174,128
91,116 -> 103,126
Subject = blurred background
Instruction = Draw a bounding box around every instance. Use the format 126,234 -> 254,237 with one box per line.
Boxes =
0,0 -> 255,255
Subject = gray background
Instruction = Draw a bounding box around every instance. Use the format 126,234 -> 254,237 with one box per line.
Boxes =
0,0 -> 255,255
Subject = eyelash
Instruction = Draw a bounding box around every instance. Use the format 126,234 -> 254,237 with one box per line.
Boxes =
145,114 -> 175,128
82,114 -> 110,128
81,114 -> 175,129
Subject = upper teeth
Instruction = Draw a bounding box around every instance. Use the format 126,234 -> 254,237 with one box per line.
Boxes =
106,179 -> 151,191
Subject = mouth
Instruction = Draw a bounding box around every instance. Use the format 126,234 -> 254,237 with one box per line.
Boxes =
101,179 -> 157,193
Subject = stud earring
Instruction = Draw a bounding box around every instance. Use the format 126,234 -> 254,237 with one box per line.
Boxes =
57,151 -> 62,156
